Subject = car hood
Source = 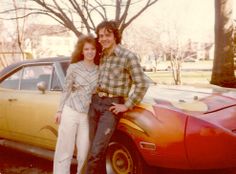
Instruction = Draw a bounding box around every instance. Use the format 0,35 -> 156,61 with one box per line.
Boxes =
141,85 -> 236,114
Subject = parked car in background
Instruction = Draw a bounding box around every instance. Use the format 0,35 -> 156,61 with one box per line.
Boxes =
141,59 -> 157,72
184,57 -> 199,62
0,57 -> 236,174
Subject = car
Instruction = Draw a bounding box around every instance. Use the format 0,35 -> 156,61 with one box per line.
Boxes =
141,60 -> 157,72
0,57 -> 236,174
184,57 -> 199,62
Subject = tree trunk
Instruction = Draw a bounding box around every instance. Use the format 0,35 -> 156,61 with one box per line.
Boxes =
211,0 -> 236,88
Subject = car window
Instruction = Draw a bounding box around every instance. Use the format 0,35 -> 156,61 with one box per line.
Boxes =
60,61 -> 70,76
20,65 -> 53,90
51,69 -> 63,91
1,62 -> 66,91
0,69 -> 23,89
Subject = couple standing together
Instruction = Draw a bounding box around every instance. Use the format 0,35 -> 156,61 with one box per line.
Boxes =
53,20 -> 149,174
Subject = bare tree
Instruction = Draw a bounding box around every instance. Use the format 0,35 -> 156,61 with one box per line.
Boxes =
211,0 -> 236,87
1,0 -> 159,38
0,20 -> 23,69
0,21 -> 5,69
163,33 -> 183,85
159,21 -> 193,85
12,0 -> 27,60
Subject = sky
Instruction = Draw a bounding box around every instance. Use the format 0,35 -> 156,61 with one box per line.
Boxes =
133,0 -> 235,42
134,0 -> 214,41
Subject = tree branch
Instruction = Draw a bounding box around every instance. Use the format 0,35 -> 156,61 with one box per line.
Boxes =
31,0 -> 82,37
121,0 -> 159,33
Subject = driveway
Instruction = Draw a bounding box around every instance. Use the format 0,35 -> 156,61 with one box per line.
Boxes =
1,147 -> 235,174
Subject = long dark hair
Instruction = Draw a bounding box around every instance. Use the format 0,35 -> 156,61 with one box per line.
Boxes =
70,34 -> 100,65
96,20 -> 121,44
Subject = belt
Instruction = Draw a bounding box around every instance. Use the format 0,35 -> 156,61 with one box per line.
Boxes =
96,91 -> 120,98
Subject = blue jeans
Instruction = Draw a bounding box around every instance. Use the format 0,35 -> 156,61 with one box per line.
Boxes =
85,94 -> 124,174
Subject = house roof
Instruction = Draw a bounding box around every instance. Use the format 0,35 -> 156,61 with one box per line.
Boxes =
25,24 -> 71,37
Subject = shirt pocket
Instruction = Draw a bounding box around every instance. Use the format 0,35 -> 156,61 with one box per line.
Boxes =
109,65 -> 124,80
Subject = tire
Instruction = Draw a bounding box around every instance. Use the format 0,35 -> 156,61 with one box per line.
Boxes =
106,132 -> 155,174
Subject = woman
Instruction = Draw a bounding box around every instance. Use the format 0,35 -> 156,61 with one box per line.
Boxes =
53,34 -> 100,174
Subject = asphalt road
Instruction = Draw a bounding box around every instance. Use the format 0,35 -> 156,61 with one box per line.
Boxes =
0,146 -> 235,174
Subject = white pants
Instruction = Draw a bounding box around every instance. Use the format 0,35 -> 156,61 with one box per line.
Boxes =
53,105 -> 90,174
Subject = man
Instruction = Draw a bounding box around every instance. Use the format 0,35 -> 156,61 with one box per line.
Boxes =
85,20 -> 149,174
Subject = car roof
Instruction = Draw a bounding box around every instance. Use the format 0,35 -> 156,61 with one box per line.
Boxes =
0,57 -> 70,78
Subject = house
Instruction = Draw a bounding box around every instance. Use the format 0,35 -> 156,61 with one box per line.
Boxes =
24,24 -> 76,59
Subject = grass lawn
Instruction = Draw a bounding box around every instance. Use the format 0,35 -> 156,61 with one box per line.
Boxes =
147,60 -> 214,85
146,70 -> 212,85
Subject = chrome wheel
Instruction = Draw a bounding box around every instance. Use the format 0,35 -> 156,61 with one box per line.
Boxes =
106,142 -> 134,174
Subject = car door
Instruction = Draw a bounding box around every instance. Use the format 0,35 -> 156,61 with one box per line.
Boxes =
0,88 -> 9,138
3,63 -> 63,150
0,69 -> 22,139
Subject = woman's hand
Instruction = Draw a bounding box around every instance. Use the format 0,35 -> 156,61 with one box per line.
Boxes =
54,112 -> 62,124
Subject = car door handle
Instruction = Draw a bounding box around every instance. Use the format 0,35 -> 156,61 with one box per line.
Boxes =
8,98 -> 17,102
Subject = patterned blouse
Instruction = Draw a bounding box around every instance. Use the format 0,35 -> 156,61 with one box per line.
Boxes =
58,61 -> 98,113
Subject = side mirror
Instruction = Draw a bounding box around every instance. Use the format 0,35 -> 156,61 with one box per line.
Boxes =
37,81 -> 47,94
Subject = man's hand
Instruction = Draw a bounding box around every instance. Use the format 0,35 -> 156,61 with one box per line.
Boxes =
109,103 -> 128,115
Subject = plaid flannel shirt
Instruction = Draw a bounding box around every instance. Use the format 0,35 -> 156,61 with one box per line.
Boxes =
98,45 -> 149,109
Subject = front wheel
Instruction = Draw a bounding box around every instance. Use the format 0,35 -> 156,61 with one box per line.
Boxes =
106,133 -> 154,174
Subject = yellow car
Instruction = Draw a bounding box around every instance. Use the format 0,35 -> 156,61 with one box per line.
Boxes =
0,57 -> 70,156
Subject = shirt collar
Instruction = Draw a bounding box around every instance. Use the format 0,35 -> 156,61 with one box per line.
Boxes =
101,44 -> 122,58
113,44 -> 122,57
